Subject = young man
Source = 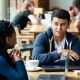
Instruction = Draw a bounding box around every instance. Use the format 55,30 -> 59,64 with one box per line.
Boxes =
32,9 -> 80,66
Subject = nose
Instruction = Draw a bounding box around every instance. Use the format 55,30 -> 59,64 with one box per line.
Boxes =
57,25 -> 61,30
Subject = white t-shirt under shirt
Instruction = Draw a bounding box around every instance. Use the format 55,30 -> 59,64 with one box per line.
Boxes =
54,36 -> 66,60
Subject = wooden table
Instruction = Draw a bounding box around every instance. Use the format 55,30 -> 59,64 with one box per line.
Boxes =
29,24 -> 47,39
27,70 -> 80,80
29,24 -> 80,39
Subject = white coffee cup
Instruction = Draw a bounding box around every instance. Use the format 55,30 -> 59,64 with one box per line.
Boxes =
26,60 -> 39,70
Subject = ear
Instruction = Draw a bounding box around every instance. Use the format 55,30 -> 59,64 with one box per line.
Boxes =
6,37 -> 10,44
69,20 -> 71,25
67,20 -> 71,29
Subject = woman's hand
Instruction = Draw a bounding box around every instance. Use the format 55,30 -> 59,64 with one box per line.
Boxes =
11,49 -> 22,62
58,49 -> 80,61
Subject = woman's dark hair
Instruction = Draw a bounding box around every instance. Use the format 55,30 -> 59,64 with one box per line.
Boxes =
0,20 -> 16,69
72,0 -> 80,11
51,9 -> 70,22
0,20 -> 15,47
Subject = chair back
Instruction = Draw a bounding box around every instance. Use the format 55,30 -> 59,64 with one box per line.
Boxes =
14,25 -> 21,36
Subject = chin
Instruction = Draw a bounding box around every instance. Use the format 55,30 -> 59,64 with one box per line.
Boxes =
56,36 -> 62,38
55,33 -> 62,37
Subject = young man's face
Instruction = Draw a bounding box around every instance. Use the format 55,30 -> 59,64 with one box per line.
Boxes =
51,17 -> 70,38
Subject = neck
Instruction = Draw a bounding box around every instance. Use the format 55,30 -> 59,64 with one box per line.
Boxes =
54,36 -> 64,44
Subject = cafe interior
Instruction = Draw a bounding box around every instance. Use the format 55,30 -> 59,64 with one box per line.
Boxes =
0,0 -> 80,80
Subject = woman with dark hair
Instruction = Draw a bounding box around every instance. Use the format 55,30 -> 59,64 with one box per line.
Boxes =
11,0 -> 38,30
0,20 -> 28,80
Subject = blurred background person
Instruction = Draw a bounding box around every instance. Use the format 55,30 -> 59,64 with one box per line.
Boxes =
11,0 -> 39,30
0,20 -> 28,80
69,0 -> 80,32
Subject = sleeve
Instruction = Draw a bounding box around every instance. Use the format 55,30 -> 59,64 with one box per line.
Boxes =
71,36 -> 80,54
69,36 -> 80,66
32,32 -> 60,66
0,57 -> 28,80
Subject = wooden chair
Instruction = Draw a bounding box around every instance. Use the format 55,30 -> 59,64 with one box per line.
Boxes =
14,26 -> 34,49
14,26 -> 34,59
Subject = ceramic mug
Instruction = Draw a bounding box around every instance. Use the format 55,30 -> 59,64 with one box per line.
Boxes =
26,60 -> 39,70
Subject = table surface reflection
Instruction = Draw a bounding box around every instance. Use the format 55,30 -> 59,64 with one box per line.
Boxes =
27,70 -> 80,80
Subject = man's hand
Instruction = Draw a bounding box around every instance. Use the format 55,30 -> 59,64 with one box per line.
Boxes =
58,49 -> 80,61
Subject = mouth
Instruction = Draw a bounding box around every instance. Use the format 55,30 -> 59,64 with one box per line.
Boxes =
55,31 -> 62,35
56,31 -> 61,33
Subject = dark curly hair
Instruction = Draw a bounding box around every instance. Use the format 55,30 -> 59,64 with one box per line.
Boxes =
0,20 -> 15,47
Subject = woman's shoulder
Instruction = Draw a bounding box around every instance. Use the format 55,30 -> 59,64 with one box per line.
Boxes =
0,56 -> 5,62
0,55 -> 7,66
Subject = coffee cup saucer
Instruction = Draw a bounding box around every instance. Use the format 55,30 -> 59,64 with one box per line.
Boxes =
26,67 -> 42,71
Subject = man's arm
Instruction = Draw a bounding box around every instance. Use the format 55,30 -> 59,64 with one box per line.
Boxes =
32,32 -> 60,65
